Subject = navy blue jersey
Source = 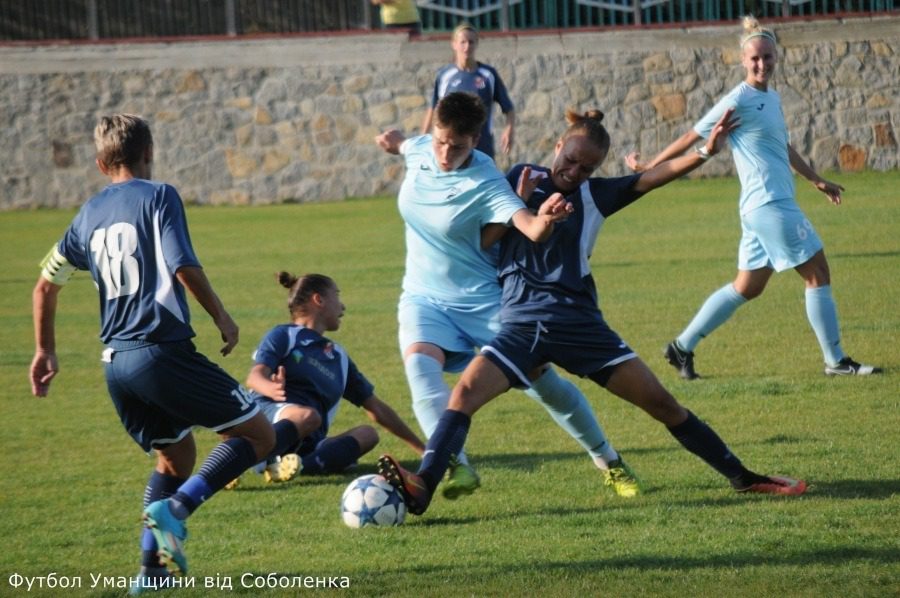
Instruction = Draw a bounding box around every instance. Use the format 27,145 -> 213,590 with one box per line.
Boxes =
249,324 -> 374,431
57,179 -> 200,344
500,164 -> 644,323
431,62 -> 514,157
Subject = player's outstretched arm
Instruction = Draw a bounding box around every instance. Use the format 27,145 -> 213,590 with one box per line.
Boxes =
634,108 -> 738,194
31,277 -> 62,397
176,266 -> 239,356
375,129 -> 406,155
626,128 -> 704,173
788,144 -> 843,205
362,395 -> 426,455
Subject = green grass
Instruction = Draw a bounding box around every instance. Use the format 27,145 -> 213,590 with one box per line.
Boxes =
1,171 -> 898,597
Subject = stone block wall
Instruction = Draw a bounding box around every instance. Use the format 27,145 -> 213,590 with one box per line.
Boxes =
0,16 -> 897,209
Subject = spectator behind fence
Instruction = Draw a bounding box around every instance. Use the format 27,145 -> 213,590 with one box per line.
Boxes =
372,0 -> 421,36
420,22 -> 515,159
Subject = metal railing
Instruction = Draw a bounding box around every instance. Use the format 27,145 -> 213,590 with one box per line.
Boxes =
0,0 -> 895,41
417,0 -> 897,31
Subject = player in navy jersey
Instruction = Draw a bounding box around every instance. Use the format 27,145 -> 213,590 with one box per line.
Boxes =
420,22 -> 515,159
29,115 -> 301,589
628,16 -> 881,379
378,91 -> 642,502
233,272 -> 423,486
379,106 -> 810,516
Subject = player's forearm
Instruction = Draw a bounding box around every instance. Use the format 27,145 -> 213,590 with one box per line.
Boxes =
420,108 -> 433,135
788,144 -> 823,184
367,398 -> 426,453
511,210 -> 555,243
647,130 -> 701,169
634,149 -> 709,193
33,278 -> 60,353
176,266 -> 229,322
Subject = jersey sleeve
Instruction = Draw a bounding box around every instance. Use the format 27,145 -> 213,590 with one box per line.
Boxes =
57,211 -> 90,271
156,185 -> 201,272
588,173 -> 645,218
342,357 -> 375,407
253,326 -> 290,371
481,174 -> 526,225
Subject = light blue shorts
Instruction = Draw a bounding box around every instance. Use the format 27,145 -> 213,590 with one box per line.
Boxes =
397,292 -> 501,373
738,199 -> 823,272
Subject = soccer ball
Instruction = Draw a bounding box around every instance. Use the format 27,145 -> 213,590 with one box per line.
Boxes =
340,474 -> 406,528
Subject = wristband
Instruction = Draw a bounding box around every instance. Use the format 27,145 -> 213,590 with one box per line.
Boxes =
694,145 -> 711,161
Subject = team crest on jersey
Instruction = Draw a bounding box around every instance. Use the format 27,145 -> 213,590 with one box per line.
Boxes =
291,349 -> 304,363
323,342 -> 335,360
474,76 -> 486,89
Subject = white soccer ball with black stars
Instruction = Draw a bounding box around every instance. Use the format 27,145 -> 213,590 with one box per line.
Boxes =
340,474 -> 406,528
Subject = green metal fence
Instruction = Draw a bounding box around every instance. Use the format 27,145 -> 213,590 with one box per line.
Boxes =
418,0 -> 897,32
0,0 -> 895,42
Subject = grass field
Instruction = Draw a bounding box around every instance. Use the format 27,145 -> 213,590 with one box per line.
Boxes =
1,171 -> 898,597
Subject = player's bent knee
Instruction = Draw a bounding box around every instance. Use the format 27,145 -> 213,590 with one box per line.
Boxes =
227,412 -> 276,459
353,426 -> 379,453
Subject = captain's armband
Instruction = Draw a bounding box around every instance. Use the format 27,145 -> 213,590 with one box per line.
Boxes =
39,245 -> 77,285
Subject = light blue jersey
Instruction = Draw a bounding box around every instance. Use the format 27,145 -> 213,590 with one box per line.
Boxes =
694,82 -> 794,215
398,135 -> 525,305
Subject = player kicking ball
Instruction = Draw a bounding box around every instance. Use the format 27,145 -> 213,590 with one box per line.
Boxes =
379,106 -> 807,516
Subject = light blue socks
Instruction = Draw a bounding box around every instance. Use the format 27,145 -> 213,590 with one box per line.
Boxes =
805,285 -> 845,366
677,283 -> 747,352
525,367 -> 619,466
404,352 -> 469,465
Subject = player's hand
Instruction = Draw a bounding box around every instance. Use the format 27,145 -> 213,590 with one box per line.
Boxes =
538,192 -> 574,221
30,350 -> 58,397
624,151 -> 647,173
815,179 -> 844,205
215,313 -> 239,356
516,166 -> 539,201
375,129 -> 405,155
707,107 -> 739,156
269,366 -> 287,401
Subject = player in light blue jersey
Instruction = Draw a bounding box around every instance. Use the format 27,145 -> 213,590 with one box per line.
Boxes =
420,22 -> 515,159
379,106 -> 810,517
29,115 -> 301,590
628,16 -> 881,379
377,91 -> 641,502
233,271 -> 423,486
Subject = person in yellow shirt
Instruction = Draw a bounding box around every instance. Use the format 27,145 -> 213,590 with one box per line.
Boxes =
372,0 -> 421,35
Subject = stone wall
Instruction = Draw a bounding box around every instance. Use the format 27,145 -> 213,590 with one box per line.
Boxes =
1,16 -> 897,209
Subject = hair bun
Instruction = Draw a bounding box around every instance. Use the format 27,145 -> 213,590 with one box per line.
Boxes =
276,271 -> 297,289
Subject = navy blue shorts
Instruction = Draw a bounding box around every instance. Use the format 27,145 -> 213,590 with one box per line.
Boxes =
482,318 -> 637,388
105,340 -> 259,451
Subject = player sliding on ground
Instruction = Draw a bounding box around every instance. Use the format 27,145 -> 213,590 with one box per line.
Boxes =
230,271 -> 424,487
627,16 -> 881,380
379,106 -> 808,516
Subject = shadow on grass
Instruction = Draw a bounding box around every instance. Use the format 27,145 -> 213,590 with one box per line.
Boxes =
372,545 -> 899,579
230,465 -> 381,492
807,478 -> 900,500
